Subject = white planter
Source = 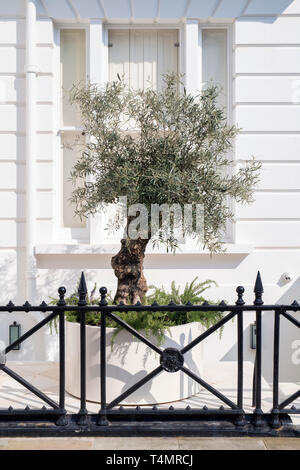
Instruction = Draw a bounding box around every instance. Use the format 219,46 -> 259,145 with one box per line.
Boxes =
66,321 -> 204,405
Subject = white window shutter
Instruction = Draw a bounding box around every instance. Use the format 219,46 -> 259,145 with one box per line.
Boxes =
143,30 -> 158,90
60,29 -> 86,128
202,29 -> 227,108
108,29 -> 178,91
61,133 -> 86,228
130,30 -> 144,90
157,30 -> 178,91
108,30 -> 130,85
60,29 -> 87,231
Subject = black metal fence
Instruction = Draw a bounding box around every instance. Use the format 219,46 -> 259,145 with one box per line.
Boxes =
0,271 -> 299,437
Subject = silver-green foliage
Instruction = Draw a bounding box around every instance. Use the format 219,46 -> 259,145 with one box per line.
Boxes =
69,73 -> 260,252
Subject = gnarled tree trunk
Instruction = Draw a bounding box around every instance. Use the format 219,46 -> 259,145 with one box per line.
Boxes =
111,237 -> 149,304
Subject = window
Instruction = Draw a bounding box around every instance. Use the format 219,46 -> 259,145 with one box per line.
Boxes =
202,29 -> 228,109
108,29 -> 179,91
60,29 -> 86,230
99,28 -> 180,243
61,133 -> 85,229
201,28 -> 232,243
55,24 -> 232,245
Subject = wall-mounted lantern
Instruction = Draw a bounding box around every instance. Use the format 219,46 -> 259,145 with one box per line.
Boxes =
9,321 -> 21,350
250,322 -> 256,350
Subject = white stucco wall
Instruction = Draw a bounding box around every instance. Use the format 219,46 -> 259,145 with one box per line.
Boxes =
0,0 -> 299,385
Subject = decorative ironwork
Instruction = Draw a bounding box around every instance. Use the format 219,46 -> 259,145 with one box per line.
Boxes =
160,348 -> 184,373
0,271 -> 299,436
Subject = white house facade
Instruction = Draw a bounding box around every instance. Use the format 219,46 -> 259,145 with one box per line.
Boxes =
0,0 -> 300,384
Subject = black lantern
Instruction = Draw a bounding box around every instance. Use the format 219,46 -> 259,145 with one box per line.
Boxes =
9,321 -> 21,350
250,322 -> 256,350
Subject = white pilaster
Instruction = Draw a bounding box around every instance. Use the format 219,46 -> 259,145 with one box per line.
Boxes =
185,20 -> 201,96
25,0 -> 38,303
89,20 -> 108,86
88,20 -> 107,244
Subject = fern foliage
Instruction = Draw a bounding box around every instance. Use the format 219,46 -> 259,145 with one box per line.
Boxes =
50,278 -> 223,344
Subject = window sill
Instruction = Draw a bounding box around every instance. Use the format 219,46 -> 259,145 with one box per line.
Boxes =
35,243 -> 253,256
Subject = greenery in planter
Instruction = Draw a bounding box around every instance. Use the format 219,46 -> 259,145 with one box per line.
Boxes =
68,73 -> 261,305
50,277 -> 223,345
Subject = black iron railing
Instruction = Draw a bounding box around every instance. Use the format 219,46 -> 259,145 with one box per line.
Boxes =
0,271 -> 299,437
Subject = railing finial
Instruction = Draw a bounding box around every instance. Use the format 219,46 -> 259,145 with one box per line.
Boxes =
236,286 -> 245,306
57,286 -> 66,306
99,287 -> 108,306
78,272 -> 87,306
254,271 -> 264,305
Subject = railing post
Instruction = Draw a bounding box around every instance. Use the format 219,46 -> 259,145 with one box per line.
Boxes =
57,286 -> 67,426
271,309 -> 281,428
236,286 -> 245,426
253,271 -> 264,427
252,356 -> 257,408
77,272 -> 89,426
97,287 -> 109,426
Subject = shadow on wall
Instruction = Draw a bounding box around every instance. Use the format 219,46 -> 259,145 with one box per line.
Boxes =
0,251 -> 50,361
32,251 -> 249,363
0,256 -> 58,361
220,276 -> 300,386
36,266 -> 116,301
0,252 -> 23,304
262,276 -> 300,384
240,1 -> 295,20
34,252 -> 249,295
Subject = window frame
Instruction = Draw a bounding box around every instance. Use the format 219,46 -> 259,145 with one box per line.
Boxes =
53,24 -> 90,244
103,23 -> 185,84
52,21 -> 234,246
199,24 -> 234,244
97,23 -> 186,245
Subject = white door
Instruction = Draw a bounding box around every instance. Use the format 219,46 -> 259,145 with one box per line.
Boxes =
102,29 -> 179,244
109,29 -> 179,91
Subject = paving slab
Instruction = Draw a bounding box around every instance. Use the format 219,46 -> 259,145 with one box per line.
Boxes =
178,437 -> 267,450
0,436 -> 300,450
0,437 -> 94,450
264,438 -> 300,450
93,437 -> 180,450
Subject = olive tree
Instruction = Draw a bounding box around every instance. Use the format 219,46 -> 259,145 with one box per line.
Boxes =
69,74 -> 260,304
